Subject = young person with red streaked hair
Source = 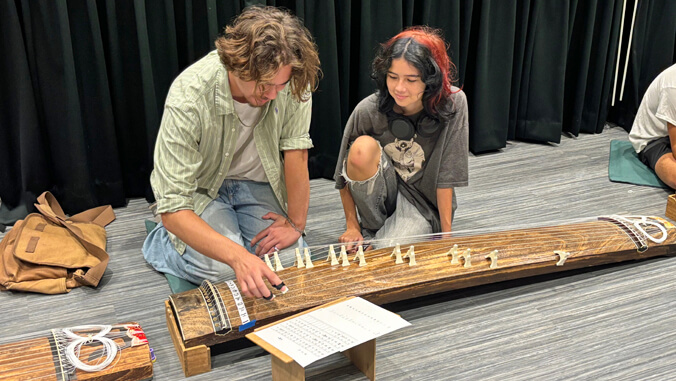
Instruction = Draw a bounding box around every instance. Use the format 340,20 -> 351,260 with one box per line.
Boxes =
334,26 -> 468,250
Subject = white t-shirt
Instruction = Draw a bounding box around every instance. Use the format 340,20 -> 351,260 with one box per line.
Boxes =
226,100 -> 268,182
629,63 -> 676,153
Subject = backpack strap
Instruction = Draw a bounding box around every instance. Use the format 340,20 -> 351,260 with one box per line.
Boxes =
70,206 -> 116,227
36,192 -> 115,226
34,192 -> 115,287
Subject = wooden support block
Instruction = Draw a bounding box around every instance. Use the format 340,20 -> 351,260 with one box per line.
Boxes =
271,355 -> 305,381
248,320 -> 306,381
165,300 -> 211,377
343,339 -> 376,381
666,194 -> 676,221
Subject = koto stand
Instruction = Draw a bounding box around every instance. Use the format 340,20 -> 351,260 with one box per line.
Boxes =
246,296 -> 376,381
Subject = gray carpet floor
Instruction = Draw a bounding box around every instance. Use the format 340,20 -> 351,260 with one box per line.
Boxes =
2,125 -> 675,380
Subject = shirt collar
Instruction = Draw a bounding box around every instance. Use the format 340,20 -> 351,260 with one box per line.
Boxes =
216,65 -> 233,116
216,66 -> 272,117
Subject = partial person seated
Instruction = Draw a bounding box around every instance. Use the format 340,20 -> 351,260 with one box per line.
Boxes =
629,63 -> 676,188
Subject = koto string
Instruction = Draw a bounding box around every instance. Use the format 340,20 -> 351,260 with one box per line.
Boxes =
0,336 -> 130,365
241,246 -> 630,315
255,226 -> 656,292
278,221 -> 662,308
217,243 -> 625,324
282,222 -> 658,271
172,217 -> 668,327
217,218 -> 670,315
315,216 -> 666,253
0,329 -> 131,347
0,356 -> 123,381
274,240 -> 624,288
320,218 -> 665,260
275,215 -> 665,262
0,348 -> 123,380
0,328 -> 132,347
247,217 -> 602,263
0,330 -> 131,358
0,334 -> 122,379
0,326 -> 134,379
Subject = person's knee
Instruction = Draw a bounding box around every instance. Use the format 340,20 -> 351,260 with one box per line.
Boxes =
192,257 -> 236,283
181,244 -> 240,283
346,136 -> 380,181
142,224 -> 172,268
659,173 -> 676,189
208,262 -> 236,282
655,154 -> 676,189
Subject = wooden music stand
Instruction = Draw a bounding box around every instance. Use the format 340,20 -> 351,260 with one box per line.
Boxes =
246,296 -> 376,381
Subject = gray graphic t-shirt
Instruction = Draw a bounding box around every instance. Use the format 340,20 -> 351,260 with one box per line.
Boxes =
334,91 -> 469,231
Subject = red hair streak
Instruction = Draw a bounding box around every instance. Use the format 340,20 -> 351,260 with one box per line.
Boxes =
384,27 -> 456,109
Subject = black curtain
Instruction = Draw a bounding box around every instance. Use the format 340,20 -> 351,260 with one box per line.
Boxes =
607,0 -> 676,130
1,0 -> 674,224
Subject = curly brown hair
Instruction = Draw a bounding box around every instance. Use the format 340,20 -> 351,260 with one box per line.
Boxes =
215,6 -> 321,102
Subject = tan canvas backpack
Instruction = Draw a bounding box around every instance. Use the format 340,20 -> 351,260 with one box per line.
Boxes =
0,191 -> 115,294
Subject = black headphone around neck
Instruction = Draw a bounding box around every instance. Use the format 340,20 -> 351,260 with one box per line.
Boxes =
386,109 -> 440,140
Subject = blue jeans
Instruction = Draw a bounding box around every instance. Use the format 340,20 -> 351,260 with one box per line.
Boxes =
342,146 -> 432,248
143,180 -> 303,284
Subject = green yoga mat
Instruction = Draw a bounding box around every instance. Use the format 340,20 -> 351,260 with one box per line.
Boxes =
608,140 -> 669,188
144,220 -> 198,293
164,273 -> 198,294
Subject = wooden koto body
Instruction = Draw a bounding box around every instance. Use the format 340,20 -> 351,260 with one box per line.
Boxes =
169,216 -> 676,349
0,323 -> 153,381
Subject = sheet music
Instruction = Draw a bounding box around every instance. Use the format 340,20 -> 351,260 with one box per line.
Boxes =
254,297 -> 410,367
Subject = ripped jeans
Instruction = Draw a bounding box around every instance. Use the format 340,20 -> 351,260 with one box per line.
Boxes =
342,145 -> 432,248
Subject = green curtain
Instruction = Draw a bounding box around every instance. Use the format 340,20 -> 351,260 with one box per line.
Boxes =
1,0 -> 674,222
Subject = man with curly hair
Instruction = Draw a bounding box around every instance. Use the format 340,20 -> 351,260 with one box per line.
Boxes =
143,6 -> 321,299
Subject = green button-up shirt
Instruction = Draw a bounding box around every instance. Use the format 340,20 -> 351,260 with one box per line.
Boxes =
151,51 -> 313,254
